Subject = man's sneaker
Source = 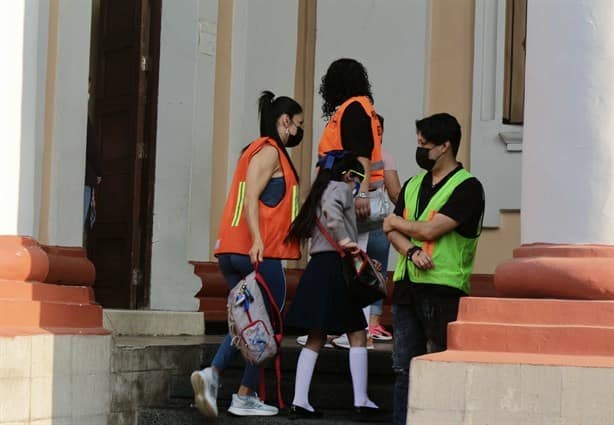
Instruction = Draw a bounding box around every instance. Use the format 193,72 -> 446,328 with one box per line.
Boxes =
369,324 -> 392,341
227,393 -> 279,416
296,335 -> 335,348
331,334 -> 374,350
190,367 -> 218,417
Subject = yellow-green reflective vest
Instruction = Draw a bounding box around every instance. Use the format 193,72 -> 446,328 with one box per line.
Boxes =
392,169 -> 481,294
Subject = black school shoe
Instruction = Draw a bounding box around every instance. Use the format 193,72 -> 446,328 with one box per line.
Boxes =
288,405 -> 324,420
352,406 -> 390,423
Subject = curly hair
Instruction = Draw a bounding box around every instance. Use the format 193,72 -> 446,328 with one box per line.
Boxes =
319,58 -> 373,119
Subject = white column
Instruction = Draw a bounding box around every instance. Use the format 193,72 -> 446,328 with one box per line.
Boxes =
0,1 -> 48,236
522,0 -> 614,245
226,0 -> 299,189
40,0 -> 92,247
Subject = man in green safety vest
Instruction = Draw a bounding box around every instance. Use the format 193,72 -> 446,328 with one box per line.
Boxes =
383,113 -> 485,425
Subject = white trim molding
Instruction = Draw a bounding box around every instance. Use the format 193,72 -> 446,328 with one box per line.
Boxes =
471,0 -> 522,227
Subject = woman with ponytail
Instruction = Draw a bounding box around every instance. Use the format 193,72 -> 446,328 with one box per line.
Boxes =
191,91 -> 304,418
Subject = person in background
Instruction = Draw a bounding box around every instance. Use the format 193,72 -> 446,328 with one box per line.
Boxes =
84,118 -> 101,230
190,91 -> 304,418
384,113 -> 484,425
366,114 -> 401,344
330,114 -> 401,349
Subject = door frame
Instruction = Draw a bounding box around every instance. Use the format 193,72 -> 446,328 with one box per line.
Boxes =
137,0 -> 161,308
89,0 -> 161,309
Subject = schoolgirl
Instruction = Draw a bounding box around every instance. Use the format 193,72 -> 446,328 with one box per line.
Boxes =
285,151 -> 384,422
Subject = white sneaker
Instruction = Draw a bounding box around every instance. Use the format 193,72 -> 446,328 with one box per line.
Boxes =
296,335 -> 334,348
331,333 -> 375,350
227,393 -> 279,416
191,367 -> 218,417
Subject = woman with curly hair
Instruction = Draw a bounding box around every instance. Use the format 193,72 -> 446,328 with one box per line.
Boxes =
317,58 -> 385,350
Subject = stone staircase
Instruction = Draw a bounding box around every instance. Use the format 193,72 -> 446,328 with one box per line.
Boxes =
125,334 -> 394,425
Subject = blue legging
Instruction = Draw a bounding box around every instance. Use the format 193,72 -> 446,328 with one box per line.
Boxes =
211,254 -> 286,390
367,228 -> 391,316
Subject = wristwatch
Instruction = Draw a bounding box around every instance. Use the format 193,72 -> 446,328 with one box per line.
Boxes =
406,246 -> 422,261
357,191 -> 368,199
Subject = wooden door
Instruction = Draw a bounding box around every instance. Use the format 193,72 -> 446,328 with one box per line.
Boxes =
90,0 -> 159,308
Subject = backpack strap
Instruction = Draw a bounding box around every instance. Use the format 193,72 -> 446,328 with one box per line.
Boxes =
254,269 -> 285,409
316,218 -> 346,257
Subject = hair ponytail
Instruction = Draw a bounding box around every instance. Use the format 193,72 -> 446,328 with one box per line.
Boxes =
258,90 -> 276,137
256,90 -> 303,182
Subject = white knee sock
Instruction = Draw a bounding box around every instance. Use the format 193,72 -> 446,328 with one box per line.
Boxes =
363,305 -> 371,328
349,347 -> 378,408
292,348 -> 319,411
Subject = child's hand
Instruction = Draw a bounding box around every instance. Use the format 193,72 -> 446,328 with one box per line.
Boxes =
339,238 -> 360,254
371,259 -> 383,271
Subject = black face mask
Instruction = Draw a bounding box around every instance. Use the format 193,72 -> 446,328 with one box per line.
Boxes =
415,146 -> 438,171
286,127 -> 303,148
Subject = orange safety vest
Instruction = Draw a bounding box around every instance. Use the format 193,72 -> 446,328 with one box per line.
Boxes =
318,96 -> 384,189
215,137 -> 301,260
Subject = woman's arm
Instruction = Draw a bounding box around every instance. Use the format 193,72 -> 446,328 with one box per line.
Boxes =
384,169 -> 401,204
244,144 -> 280,263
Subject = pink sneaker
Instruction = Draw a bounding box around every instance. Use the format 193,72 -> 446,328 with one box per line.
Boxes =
369,324 -> 392,341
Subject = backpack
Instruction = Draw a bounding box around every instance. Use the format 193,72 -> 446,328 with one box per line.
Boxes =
227,270 -> 284,407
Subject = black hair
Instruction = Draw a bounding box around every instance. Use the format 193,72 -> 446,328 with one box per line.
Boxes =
415,113 -> 461,157
256,90 -> 303,180
319,58 -> 374,119
286,152 -> 364,243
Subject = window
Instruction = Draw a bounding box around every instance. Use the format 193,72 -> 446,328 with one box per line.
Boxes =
503,0 -> 527,125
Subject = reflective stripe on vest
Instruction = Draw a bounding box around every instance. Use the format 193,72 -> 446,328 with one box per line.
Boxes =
215,137 -> 301,260
292,184 -> 300,221
231,181 -> 247,227
230,181 -> 299,227
392,169 -> 480,294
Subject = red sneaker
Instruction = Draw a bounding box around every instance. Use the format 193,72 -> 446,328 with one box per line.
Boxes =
368,324 -> 392,341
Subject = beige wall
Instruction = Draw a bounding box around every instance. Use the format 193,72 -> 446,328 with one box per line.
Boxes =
427,0 -> 520,274
208,0 -> 234,259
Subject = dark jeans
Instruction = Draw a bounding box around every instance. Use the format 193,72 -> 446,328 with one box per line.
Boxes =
391,288 -> 463,425
211,254 -> 286,390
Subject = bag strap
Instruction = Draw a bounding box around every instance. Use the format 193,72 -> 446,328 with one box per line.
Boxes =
253,268 -> 285,409
315,218 -> 346,257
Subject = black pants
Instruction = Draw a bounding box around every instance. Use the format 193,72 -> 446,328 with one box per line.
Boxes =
392,285 -> 464,425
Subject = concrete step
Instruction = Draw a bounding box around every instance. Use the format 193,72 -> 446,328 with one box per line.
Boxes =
172,337 -> 394,410
448,321 -> 614,355
110,335 -> 394,423
103,309 -> 205,336
138,406 -> 390,425
110,336 -> 208,425
457,296 -> 614,326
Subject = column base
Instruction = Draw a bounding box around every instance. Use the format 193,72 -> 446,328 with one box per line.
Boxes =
409,356 -> 614,425
0,236 -> 106,336
0,333 -> 111,423
41,245 -> 95,286
495,243 -> 614,299
423,244 -> 614,364
190,261 -> 495,327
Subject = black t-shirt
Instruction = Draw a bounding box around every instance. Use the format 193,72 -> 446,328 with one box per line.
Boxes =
340,101 -> 374,158
392,164 -> 485,304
